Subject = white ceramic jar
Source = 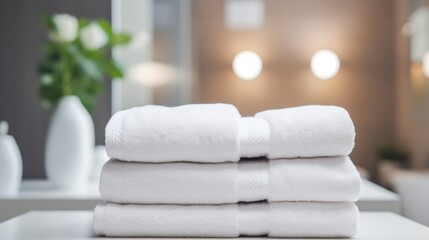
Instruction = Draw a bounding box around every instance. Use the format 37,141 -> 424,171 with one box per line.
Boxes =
0,121 -> 23,196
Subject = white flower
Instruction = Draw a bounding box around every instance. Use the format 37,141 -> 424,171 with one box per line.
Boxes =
80,22 -> 108,50
50,14 -> 78,42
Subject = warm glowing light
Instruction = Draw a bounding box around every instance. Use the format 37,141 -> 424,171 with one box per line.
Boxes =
402,22 -> 416,35
311,49 -> 340,80
422,51 -> 429,78
232,51 -> 263,80
126,61 -> 177,87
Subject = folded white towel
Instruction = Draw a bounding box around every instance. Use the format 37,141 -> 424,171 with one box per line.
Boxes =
93,202 -> 359,237
106,104 -> 242,163
106,104 -> 355,162
100,156 -> 361,204
255,105 -> 355,158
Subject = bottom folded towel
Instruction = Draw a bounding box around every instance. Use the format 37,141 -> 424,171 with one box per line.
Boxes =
93,202 -> 358,238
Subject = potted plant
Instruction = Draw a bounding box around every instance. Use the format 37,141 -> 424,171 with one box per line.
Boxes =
377,144 -> 409,188
38,13 -> 131,188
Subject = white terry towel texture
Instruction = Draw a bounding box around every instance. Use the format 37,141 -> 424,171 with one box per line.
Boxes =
93,202 -> 359,238
100,156 -> 361,204
106,104 -> 355,162
255,105 -> 356,158
106,103 -> 242,163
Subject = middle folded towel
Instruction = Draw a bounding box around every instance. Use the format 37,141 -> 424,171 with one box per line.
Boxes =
100,156 -> 361,204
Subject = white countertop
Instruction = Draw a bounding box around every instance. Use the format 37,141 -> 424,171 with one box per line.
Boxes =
357,178 -> 401,213
0,180 -> 102,222
0,178 -> 401,222
360,178 -> 399,200
0,211 -> 427,239
15,179 -> 100,199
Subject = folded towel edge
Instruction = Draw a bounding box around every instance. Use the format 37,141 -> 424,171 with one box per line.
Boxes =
93,204 -> 106,236
105,110 -> 127,158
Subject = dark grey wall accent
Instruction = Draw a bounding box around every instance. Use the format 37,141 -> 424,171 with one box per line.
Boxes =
0,0 -> 112,179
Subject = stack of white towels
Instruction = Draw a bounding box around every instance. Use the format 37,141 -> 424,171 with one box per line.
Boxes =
93,104 -> 361,238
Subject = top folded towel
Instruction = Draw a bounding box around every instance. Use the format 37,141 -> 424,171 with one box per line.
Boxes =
255,105 -> 355,159
106,104 -> 241,163
106,104 -> 355,162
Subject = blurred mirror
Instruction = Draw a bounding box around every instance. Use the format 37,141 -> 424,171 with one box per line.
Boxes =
112,0 -> 193,111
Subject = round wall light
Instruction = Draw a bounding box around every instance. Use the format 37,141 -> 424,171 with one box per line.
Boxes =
232,50 -> 263,80
423,51 -> 429,78
311,49 -> 340,80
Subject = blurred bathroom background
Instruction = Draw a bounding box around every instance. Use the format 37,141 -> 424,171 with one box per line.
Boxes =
1,0 -> 429,226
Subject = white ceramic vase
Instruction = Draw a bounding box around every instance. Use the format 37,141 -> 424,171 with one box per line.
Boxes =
45,96 -> 94,189
0,121 -> 23,196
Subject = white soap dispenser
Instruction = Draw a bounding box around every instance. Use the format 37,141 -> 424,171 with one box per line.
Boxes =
0,121 -> 23,196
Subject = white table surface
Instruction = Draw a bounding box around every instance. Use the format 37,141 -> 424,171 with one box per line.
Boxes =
0,180 -> 102,222
0,211 -> 428,240
358,178 -> 401,213
16,179 -> 100,199
0,178 -> 401,222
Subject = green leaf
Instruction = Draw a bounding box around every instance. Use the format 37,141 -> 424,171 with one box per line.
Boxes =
87,79 -> 104,95
37,62 -> 52,74
97,19 -> 118,48
79,59 -> 103,80
73,90 -> 96,111
96,19 -> 132,46
97,19 -> 113,36
66,45 -> 103,80
78,18 -> 90,29
78,94 -> 93,111
38,53 -> 61,74
112,33 -> 132,46
42,42 -> 60,54
102,60 -> 124,78
82,49 -> 103,61
39,82 -> 63,110
41,14 -> 56,32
